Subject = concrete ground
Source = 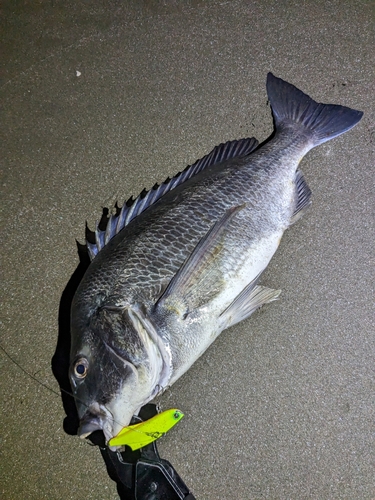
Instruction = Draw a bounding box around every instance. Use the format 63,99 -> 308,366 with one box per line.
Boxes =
1,1 -> 374,498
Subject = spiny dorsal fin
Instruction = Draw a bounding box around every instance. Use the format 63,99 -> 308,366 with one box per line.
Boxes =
87,137 -> 259,260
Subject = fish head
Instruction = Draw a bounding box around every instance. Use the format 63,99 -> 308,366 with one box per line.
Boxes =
69,303 -> 163,444
69,344 -> 139,443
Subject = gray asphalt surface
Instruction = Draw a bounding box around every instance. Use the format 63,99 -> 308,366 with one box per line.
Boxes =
1,1 -> 374,498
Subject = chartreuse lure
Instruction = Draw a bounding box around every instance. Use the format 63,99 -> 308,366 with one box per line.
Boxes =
108,409 -> 184,450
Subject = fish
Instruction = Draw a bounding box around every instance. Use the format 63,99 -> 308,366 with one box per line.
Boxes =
69,73 -> 362,446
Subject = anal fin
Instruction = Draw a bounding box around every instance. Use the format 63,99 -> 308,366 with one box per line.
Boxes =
290,170 -> 312,225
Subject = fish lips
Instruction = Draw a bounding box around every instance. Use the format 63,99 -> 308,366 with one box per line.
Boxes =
78,416 -> 103,439
77,404 -> 114,442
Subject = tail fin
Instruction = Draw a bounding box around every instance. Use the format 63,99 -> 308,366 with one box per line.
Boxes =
266,73 -> 363,146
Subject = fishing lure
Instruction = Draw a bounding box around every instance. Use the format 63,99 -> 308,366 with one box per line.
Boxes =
108,408 -> 184,450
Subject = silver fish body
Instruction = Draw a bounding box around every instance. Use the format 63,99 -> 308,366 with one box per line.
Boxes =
69,74 -> 362,444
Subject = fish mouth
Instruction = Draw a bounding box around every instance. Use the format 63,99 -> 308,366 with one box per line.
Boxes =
77,404 -> 114,442
78,416 -> 103,439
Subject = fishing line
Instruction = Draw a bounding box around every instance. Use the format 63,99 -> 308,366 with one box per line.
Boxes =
0,344 -> 97,415
0,343 -> 155,434
0,344 -> 64,399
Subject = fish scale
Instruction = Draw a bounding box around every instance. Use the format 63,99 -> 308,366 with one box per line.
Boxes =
69,73 -> 362,445
99,155 -> 285,292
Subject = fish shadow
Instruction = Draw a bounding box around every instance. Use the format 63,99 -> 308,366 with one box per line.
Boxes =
51,210 -> 111,433
51,213 -> 136,498
51,241 -> 90,435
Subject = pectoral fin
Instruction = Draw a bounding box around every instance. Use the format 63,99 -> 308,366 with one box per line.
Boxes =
156,205 -> 245,317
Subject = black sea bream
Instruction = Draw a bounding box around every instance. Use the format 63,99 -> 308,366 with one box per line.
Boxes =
69,73 -> 362,445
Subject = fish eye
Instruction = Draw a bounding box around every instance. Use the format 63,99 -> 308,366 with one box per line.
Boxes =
73,358 -> 88,379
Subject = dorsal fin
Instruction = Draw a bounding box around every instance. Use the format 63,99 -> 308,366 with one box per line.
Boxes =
87,137 -> 259,260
